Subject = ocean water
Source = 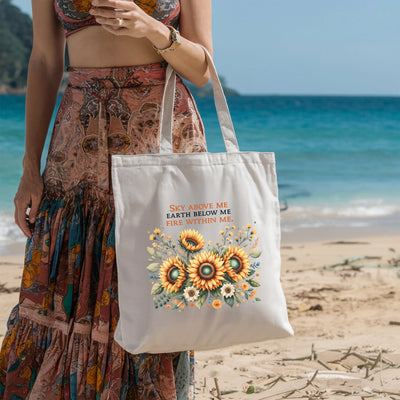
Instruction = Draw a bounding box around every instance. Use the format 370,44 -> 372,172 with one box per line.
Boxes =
1,94 -> 399,248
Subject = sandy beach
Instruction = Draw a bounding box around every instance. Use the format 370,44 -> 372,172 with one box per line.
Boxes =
0,232 -> 399,398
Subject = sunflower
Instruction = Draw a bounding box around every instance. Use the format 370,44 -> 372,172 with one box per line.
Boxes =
183,286 -> 200,302
223,246 -> 251,282
188,251 -> 225,291
221,283 -> 235,298
178,229 -> 205,252
158,256 -> 186,293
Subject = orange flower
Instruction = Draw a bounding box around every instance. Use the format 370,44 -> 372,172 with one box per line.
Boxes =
240,282 -> 249,291
212,299 -> 222,309
188,251 -> 225,291
223,246 -> 251,282
179,229 -> 205,252
159,257 -> 186,293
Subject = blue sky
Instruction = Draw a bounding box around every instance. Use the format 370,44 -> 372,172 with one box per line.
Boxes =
13,0 -> 400,95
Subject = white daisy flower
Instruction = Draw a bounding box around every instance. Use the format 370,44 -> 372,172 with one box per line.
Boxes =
183,286 -> 200,302
221,283 -> 235,298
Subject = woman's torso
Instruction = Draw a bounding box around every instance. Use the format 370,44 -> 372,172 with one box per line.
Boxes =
54,0 -> 180,67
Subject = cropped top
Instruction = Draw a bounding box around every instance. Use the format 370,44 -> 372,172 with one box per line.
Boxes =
54,0 -> 180,38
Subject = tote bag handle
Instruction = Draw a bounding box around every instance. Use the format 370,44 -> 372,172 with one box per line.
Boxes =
159,44 -> 240,154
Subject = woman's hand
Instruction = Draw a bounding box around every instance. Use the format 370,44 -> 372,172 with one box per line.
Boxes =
14,170 -> 44,239
89,0 -> 164,41
89,0 -> 213,87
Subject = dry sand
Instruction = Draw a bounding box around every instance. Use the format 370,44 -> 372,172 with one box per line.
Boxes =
0,235 -> 399,399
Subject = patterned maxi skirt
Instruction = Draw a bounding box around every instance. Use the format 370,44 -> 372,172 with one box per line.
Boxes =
0,61 -> 207,399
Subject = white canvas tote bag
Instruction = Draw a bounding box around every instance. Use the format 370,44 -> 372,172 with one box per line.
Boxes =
111,46 -> 293,354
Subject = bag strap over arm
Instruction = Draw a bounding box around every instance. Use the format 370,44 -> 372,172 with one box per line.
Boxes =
159,45 -> 240,154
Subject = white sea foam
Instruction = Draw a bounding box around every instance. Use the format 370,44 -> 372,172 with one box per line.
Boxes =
284,198 -> 400,219
0,213 -> 26,244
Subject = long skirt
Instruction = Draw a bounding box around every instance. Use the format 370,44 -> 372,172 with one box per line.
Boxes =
0,61 -> 207,399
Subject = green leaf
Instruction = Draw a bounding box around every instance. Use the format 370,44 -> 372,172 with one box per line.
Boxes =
166,290 -> 177,298
249,248 -> 262,258
174,287 -> 185,296
220,248 -> 229,257
146,247 -> 155,256
247,269 -> 256,277
247,278 -> 261,287
223,275 -> 236,284
146,263 -> 159,272
224,296 -> 234,307
246,385 -> 255,394
210,288 -> 221,299
245,292 -> 249,300
182,279 -> 192,288
194,290 -> 208,309
151,283 -> 164,295
156,251 -> 163,258
210,246 -> 219,255
255,297 -> 262,301
234,292 -> 242,303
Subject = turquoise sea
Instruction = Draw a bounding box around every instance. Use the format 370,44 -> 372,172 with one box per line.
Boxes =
1,94 -> 399,248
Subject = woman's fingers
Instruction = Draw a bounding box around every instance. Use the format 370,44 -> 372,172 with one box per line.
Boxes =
14,197 -> 32,238
90,7 -> 132,19
94,15 -> 126,26
28,192 -> 42,225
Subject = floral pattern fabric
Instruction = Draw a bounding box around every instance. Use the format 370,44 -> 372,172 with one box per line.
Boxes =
0,61 -> 206,399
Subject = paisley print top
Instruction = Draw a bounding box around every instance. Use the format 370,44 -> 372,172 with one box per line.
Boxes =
54,0 -> 180,38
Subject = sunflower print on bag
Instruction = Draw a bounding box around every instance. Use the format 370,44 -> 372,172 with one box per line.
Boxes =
146,223 -> 262,310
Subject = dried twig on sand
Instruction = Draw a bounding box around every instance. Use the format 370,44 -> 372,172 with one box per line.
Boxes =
323,256 -> 382,270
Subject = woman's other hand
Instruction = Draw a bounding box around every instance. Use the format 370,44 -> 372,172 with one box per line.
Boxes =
14,167 -> 44,239
89,0 -> 160,39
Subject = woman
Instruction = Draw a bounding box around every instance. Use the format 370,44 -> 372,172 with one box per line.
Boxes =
0,0 -> 212,398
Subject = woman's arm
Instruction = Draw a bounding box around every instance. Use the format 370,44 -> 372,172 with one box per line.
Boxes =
147,0 -> 213,87
14,0 -> 66,238
89,0 -> 213,87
